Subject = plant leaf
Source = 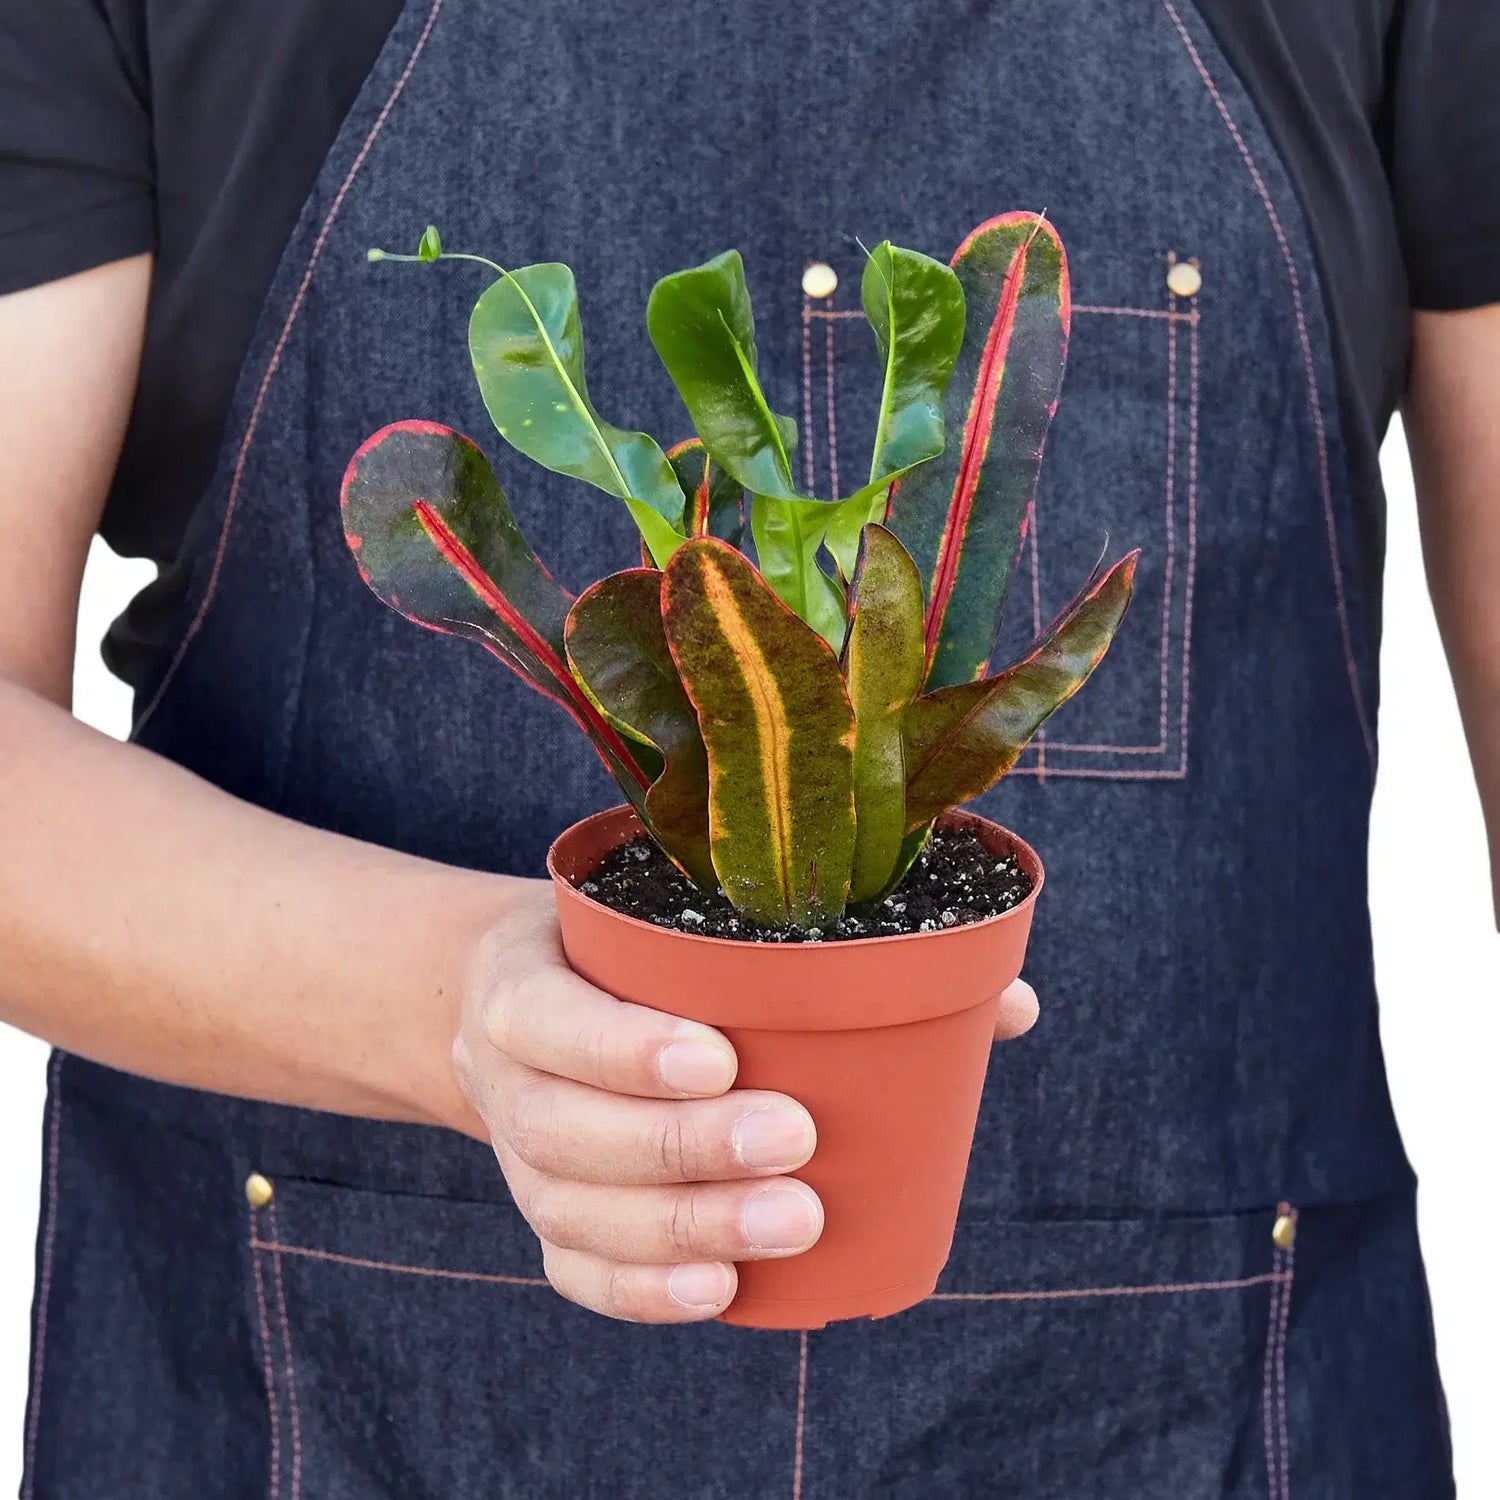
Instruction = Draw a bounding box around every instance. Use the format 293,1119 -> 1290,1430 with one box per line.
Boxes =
649,252 -> 844,638
750,496 -> 848,650
824,243 -> 966,578
661,539 -> 856,928
843,525 -> 926,902
468,263 -> 685,567
666,438 -> 746,546
565,571 -> 716,889
886,213 -> 1071,689
340,420 -> 651,801
647,250 -> 801,500
902,550 -> 1139,829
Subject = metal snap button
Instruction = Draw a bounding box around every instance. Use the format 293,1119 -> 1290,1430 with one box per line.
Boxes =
1271,1211 -> 1296,1250
244,1172 -> 275,1209
802,261 -> 839,299
1167,260 -> 1202,298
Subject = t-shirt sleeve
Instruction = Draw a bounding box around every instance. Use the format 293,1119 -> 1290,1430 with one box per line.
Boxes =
0,0 -> 155,296
1387,0 -> 1500,311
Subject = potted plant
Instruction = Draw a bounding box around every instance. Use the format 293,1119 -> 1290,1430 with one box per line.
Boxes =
342,213 -> 1138,1328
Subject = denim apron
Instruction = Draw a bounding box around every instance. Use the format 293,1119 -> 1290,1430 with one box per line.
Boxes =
22,1 -> 1454,1495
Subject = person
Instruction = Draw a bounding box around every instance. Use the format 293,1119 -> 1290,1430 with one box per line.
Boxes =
1,0 -> 1495,1494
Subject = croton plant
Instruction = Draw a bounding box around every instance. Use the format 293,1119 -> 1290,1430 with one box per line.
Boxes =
342,214 -> 1138,931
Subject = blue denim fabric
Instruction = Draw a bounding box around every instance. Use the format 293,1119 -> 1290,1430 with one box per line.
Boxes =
23,0 -> 1452,1495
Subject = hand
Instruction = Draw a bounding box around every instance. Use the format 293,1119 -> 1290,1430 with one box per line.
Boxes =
453,883 -> 1040,1324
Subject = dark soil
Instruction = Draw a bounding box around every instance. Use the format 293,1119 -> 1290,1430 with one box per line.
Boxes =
577,825 -> 1034,942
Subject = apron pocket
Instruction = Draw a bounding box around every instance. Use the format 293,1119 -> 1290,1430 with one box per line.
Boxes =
244,1173 -> 1294,1499
999,245 -> 1202,782
244,1173 -> 805,1500
805,1200 -> 1295,1499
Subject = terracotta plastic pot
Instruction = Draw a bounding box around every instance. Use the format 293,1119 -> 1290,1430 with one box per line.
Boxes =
547,804 -> 1043,1330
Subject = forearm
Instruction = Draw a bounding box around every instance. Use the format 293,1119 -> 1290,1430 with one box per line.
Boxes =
1405,307 -> 1500,923
0,675 -> 517,1133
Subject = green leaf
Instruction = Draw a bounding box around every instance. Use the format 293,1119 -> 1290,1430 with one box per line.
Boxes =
902,550 -> 1139,829
666,438 -> 746,546
886,213 -> 1071,689
418,224 -> 443,263
661,539 -> 857,928
468,263 -> 685,567
649,252 -> 846,638
824,244 -> 966,578
566,571 -> 715,889
750,496 -> 848,650
340,420 -> 652,808
843,526 -> 926,902
647,251 -> 801,500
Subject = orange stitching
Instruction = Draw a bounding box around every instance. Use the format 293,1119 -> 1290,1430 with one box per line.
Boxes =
1275,1209 -> 1298,1498
267,1207 -> 303,1500
791,1330 -> 809,1500
1028,496 -> 1046,780
927,1271 -> 1288,1302
250,1239 -> 548,1287
249,1214 -> 282,1499
1179,295 -> 1201,770
823,317 -> 841,500
1073,304 -> 1197,322
1262,1246 -> 1284,1494
800,299 -> 817,494
1160,0 -> 1374,768
132,0 -> 449,736
1158,271 -> 1179,751
20,1054 -> 64,1500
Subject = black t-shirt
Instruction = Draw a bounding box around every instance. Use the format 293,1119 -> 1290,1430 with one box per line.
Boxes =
2,0 -> 1498,688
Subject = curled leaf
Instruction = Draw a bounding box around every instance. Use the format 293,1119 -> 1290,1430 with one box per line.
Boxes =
566,572 -> 715,888
469,263 -> 685,566
825,243 -> 966,578
340,420 -> 651,801
666,438 -> 746,546
902,550 -> 1139,829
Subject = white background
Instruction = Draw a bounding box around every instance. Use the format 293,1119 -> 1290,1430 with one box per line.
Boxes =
0,424 -> 1495,1492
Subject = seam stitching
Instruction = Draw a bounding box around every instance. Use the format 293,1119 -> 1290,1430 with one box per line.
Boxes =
267,1205 -> 303,1500
791,1330 -> 809,1500
132,0 -> 448,735
249,1239 -> 1288,1301
1159,0 -> 1375,768
249,1209 -> 282,1500
1275,1209 -> 1298,1498
1262,1244 -> 1284,1493
1011,279 -> 1200,778
19,1053 -> 64,1500
801,298 -> 817,493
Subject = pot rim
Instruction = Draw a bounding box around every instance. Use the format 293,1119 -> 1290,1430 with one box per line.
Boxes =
546,803 -> 1044,951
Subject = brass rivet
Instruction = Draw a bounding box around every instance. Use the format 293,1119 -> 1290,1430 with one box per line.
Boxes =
244,1172 -> 275,1209
1271,1212 -> 1296,1250
802,261 -> 839,299
1167,260 -> 1202,298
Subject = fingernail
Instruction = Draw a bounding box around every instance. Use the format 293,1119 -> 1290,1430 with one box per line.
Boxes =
667,1262 -> 734,1308
743,1187 -> 822,1251
657,1040 -> 736,1095
732,1106 -> 816,1171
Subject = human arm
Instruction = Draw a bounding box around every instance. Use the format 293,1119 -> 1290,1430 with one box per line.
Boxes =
1404,305 -> 1500,926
